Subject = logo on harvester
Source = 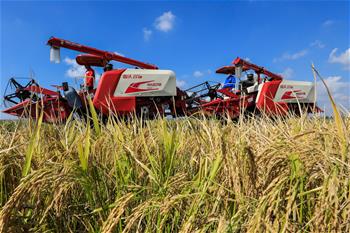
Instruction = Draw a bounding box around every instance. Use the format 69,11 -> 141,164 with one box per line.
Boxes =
122,74 -> 143,79
125,80 -> 161,93
281,90 -> 306,100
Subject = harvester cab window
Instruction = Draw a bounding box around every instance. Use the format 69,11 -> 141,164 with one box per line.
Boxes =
236,73 -> 256,94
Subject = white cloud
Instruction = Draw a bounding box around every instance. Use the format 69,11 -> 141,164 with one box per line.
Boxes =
143,28 -> 152,41
310,40 -> 325,49
279,67 -> 294,79
328,48 -> 350,70
316,76 -> 350,114
322,20 -> 334,27
176,79 -> 186,88
244,57 -> 251,62
64,57 -> 76,65
64,57 -> 86,78
154,11 -> 175,32
193,69 -> 211,78
64,57 -> 101,82
114,51 -> 124,57
273,49 -> 308,62
142,11 -> 175,41
193,70 -> 204,78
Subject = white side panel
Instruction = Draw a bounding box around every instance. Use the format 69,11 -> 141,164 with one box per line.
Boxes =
246,83 -> 259,93
114,69 -> 176,97
255,83 -> 265,103
274,80 -> 315,103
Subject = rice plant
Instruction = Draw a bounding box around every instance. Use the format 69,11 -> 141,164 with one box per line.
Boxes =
0,112 -> 349,232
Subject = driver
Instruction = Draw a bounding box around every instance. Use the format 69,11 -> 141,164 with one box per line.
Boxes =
222,74 -> 236,89
103,63 -> 113,72
84,65 -> 95,91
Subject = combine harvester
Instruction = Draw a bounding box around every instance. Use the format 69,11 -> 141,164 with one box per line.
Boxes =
186,57 -> 320,118
2,37 -> 320,122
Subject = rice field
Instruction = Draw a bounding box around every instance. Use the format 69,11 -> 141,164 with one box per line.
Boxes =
0,112 -> 349,232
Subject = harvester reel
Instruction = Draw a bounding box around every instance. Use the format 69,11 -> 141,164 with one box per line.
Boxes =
185,81 -> 222,105
3,78 -> 39,107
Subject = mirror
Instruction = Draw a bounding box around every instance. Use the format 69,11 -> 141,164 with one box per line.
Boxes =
50,46 -> 61,63
235,66 -> 242,78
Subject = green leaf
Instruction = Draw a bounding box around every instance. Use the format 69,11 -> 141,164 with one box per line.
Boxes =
88,96 -> 101,136
22,110 -> 43,177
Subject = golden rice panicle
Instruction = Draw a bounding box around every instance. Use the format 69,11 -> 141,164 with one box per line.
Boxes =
0,113 -> 349,232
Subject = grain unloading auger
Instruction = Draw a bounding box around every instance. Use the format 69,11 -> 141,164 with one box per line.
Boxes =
2,37 -> 321,122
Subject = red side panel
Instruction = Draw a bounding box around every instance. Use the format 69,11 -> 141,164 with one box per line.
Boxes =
25,86 -> 59,96
216,88 -> 240,98
93,69 -> 136,115
256,80 -> 289,115
3,97 -> 70,123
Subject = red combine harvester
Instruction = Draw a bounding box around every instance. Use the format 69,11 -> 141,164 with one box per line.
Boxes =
3,37 -> 188,122
2,37 -> 320,122
186,57 -> 320,118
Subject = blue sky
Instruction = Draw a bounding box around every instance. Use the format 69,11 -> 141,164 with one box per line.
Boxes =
1,0 -> 349,118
